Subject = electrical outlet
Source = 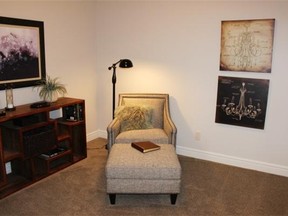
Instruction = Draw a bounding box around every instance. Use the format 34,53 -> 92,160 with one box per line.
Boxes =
195,131 -> 201,141
5,162 -> 12,174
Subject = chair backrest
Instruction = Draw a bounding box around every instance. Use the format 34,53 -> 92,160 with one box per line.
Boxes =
118,93 -> 169,129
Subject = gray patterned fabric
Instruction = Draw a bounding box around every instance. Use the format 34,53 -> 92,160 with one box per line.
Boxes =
115,128 -> 168,144
106,144 -> 181,194
107,94 -> 177,151
106,179 -> 181,194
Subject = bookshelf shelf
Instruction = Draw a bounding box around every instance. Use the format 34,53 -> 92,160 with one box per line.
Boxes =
3,150 -> 23,162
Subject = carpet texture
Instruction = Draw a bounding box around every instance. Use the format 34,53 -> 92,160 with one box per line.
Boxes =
0,138 -> 288,216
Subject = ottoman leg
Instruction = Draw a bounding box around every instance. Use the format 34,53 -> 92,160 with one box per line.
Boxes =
170,194 -> 178,205
109,194 -> 116,205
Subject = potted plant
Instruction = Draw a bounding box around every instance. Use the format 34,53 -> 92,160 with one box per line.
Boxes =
34,75 -> 67,102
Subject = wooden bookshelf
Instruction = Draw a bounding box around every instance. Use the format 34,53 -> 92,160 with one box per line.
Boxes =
0,97 -> 87,199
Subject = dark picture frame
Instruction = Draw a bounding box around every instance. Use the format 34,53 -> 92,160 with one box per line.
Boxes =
0,16 -> 46,90
215,76 -> 269,129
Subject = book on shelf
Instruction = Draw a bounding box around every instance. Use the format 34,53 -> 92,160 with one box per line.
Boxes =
39,147 -> 66,159
131,141 -> 160,153
63,104 -> 83,121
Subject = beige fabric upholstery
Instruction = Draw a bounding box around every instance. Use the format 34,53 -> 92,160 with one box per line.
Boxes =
106,144 -> 181,194
107,93 -> 177,151
115,128 -> 168,144
106,144 -> 181,180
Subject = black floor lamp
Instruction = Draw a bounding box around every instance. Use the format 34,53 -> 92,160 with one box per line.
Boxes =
108,59 -> 133,119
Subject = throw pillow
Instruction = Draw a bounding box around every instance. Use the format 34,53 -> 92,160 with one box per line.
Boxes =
114,105 -> 153,132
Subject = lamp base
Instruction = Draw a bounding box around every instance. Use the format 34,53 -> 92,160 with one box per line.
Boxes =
5,107 -> 16,111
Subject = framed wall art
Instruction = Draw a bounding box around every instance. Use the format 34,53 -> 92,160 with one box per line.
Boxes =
220,19 -> 275,73
215,76 -> 269,129
0,16 -> 46,90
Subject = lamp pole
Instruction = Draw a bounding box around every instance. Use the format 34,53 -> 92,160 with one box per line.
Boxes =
108,59 -> 133,119
112,64 -> 117,119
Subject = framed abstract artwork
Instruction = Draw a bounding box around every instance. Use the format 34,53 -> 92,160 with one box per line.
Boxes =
0,16 -> 46,90
220,19 -> 275,73
215,76 -> 269,129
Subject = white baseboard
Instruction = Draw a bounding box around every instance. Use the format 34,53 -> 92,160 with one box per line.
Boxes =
88,129 -> 288,177
176,146 -> 288,177
87,130 -> 106,142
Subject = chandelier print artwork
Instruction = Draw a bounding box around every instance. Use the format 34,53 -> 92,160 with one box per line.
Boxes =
215,76 -> 269,129
220,19 -> 275,73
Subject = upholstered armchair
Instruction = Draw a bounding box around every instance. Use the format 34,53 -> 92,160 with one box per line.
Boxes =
107,93 -> 177,151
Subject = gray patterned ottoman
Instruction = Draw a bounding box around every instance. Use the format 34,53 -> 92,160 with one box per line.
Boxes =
105,143 -> 181,205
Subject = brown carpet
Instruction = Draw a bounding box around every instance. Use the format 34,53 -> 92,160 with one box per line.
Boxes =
0,138 -> 288,216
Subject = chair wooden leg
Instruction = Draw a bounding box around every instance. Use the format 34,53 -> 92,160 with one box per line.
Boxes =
170,194 -> 178,205
109,194 -> 116,205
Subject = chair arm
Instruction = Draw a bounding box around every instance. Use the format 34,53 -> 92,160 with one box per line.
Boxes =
107,118 -> 121,151
163,113 -> 177,147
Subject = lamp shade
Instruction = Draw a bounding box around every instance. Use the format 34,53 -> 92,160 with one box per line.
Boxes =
119,59 -> 133,68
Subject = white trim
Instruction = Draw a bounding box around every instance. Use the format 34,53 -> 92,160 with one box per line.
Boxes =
87,130 -> 106,142
176,146 -> 288,177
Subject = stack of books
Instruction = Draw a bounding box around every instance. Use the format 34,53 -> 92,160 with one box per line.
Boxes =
39,147 -> 66,159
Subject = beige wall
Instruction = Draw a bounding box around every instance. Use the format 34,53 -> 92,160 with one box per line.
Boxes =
1,1 -> 288,176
